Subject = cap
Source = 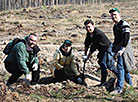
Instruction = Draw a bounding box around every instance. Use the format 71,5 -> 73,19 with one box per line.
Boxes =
109,8 -> 120,13
63,40 -> 72,46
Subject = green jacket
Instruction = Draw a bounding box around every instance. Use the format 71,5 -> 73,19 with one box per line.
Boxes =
50,49 -> 80,77
4,40 -> 39,74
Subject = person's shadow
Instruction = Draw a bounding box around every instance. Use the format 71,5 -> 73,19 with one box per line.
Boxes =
38,74 -> 100,86
38,76 -> 67,84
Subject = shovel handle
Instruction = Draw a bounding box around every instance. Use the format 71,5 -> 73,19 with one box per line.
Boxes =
83,62 -> 86,74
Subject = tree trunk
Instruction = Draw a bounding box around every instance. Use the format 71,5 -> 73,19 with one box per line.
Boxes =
24,0 -> 26,8
28,0 -> 31,7
39,0 -> 41,6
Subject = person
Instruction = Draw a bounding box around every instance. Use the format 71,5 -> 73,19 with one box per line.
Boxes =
4,33 -> 40,86
83,19 -> 118,86
50,40 -> 83,84
109,8 -> 135,94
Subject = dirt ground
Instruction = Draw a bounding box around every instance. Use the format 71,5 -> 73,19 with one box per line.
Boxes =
0,1 -> 138,102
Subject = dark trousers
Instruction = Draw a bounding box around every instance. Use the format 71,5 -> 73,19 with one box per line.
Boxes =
54,69 -> 67,81
98,51 -> 118,83
54,69 -> 79,83
98,52 -> 108,83
4,62 -> 40,85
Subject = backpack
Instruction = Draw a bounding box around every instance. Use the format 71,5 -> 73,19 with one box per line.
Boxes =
3,38 -> 25,55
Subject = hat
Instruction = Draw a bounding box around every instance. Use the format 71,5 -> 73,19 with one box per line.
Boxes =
63,40 -> 72,46
109,8 -> 120,13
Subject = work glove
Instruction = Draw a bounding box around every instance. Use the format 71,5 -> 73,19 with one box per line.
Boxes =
77,77 -> 83,84
32,63 -> 38,71
117,47 -> 126,56
83,55 -> 88,62
25,73 -> 32,81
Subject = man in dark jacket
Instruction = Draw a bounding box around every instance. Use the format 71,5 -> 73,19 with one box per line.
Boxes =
83,19 -> 118,86
109,8 -> 133,94
4,33 -> 40,86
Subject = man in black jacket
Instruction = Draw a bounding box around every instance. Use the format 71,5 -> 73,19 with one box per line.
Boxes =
83,19 -> 118,86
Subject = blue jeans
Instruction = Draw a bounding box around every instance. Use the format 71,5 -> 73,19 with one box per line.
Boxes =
98,44 -> 118,83
98,51 -> 108,83
115,55 -> 132,90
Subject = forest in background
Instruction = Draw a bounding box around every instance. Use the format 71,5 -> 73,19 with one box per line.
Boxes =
0,0 -> 137,11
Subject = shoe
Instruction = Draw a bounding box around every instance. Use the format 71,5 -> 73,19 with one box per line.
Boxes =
6,83 -> 16,91
62,81 -> 67,85
110,88 -> 122,94
6,82 -> 11,87
30,81 -> 38,85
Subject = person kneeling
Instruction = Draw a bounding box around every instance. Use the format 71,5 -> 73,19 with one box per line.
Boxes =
50,40 -> 83,84
4,33 -> 40,86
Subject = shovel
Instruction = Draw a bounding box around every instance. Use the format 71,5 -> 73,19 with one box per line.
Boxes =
79,62 -> 87,86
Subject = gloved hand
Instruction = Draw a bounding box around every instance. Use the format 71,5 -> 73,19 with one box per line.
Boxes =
77,77 -> 83,84
25,73 -> 32,81
32,63 -> 38,71
117,47 -> 126,56
83,55 -> 88,62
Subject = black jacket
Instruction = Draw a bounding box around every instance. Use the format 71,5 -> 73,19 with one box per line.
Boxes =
112,20 -> 130,52
84,28 -> 111,53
